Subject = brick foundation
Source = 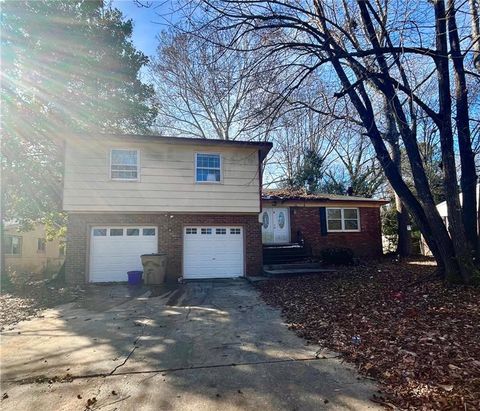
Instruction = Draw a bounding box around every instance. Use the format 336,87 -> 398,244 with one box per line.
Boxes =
66,213 -> 263,284
289,207 -> 383,258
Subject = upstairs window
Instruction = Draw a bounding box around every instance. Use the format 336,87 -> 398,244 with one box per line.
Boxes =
195,153 -> 221,183
110,149 -> 139,181
5,235 -> 22,255
326,208 -> 360,232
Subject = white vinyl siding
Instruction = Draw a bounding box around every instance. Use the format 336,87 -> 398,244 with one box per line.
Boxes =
326,208 -> 360,232
63,137 -> 260,213
183,226 -> 244,279
89,226 -> 157,282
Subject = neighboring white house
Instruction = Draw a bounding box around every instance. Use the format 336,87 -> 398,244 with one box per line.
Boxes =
420,185 -> 479,256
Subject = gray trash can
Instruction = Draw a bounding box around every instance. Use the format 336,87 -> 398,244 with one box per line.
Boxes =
141,253 -> 167,285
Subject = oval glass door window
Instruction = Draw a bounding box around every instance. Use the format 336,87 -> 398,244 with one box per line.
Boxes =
278,211 -> 285,229
262,212 -> 269,228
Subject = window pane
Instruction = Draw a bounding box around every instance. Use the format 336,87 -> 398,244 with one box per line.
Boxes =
196,154 -> 221,182
59,242 -> 66,257
143,228 -> 156,236
343,209 -> 358,219
5,236 -> 13,253
93,228 -> 107,236
327,220 -> 342,231
110,228 -> 123,236
127,228 -> 139,236
112,150 -> 137,165
111,170 -> 138,180
37,238 -> 46,252
6,236 -> 22,255
111,150 -> 138,180
13,237 -> 21,254
345,220 -> 359,230
327,209 -> 341,219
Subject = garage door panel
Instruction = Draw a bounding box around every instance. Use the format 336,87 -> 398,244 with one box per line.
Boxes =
90,226 -> 157,282
183,226 -> 244,279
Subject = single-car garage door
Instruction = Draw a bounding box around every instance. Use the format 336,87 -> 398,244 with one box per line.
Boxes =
89,226 -> 157,282
183,226 -> 244,279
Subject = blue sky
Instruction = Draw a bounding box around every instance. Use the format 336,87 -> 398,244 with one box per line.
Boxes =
113,1 -> 173,57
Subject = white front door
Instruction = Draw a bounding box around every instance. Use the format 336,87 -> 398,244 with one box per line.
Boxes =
183,226 -> 244,279
261,208 -> 290,244
89,226 -> 158,282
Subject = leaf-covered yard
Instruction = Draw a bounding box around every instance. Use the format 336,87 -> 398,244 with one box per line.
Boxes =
256,259 -> 480,410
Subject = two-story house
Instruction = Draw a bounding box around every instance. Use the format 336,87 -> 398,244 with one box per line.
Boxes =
63,133 -> 388,284
63,133 -> 272,283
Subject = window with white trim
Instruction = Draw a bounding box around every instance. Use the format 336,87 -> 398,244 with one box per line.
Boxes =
195,153 -> 221,183
326,208 -> 360,232
5,235 -> 22,255
110,149 -> 139,180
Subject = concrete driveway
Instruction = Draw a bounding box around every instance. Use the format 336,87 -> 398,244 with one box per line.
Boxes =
1,280 -> 380,410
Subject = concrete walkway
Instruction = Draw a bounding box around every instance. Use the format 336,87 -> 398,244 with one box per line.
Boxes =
0,280 -> 380,410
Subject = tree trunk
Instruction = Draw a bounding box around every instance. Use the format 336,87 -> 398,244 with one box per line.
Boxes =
434,0 -> 478,283
447,0 -> 478,252
385,106 -> 411,257
313,12 -> 450,274
0,154 -> 6,279
355,0 -> 458,276
469,0 -> 480,73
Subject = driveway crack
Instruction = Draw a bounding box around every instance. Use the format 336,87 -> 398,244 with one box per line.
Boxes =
109,314 -> 147,376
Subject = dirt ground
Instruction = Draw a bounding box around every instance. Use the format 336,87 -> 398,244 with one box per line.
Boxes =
256,258 -> 480,410
0,280 -> 82,330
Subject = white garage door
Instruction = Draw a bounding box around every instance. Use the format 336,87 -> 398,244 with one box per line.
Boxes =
89,226 -> 157,282
183,226 -> 244,279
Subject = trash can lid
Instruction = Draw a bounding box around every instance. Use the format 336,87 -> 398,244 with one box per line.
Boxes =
141,253 -> 167,256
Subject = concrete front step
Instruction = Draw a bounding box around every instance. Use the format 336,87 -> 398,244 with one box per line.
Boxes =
263,263 -> 336,277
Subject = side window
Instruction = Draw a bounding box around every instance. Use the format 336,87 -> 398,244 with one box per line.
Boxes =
195,153 -> 221,183
37,238 -> 46,253
110,149 -> 139,180
59,241 -> 66,257
5,235 -> 22,255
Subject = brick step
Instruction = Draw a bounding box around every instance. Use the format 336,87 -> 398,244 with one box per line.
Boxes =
262,242 -> 311,265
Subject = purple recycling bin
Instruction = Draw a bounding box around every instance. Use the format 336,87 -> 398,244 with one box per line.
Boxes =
127,270 -> 143,285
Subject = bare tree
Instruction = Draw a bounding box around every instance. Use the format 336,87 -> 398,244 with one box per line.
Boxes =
151,27 -> 276,141
326,131 -> 385,197
191,0 -> 480,283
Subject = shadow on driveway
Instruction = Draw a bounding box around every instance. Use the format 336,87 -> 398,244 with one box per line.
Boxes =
1,279 -> 381,410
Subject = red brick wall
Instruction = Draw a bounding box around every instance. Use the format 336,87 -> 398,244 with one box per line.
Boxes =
290,207 -> 383,258
66,213 -> 263,284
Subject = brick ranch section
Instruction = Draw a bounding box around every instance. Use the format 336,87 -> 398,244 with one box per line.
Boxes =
289,206 -> 383,258
66,213 -> 262,284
